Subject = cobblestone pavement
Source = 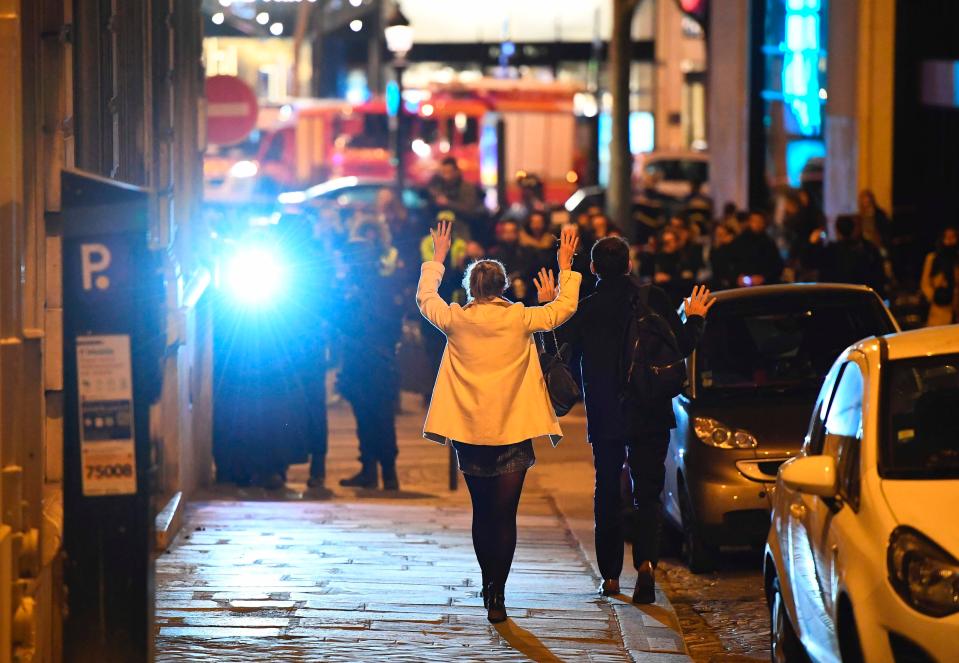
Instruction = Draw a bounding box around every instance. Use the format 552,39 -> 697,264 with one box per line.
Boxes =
155,399 -> 691,662
530,422 -> 771,663
657,555 -> 769,663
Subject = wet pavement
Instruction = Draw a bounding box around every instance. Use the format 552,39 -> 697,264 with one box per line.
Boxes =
155,398 -> 692,661
532,413 -> 771,663
658,556 -> 769,663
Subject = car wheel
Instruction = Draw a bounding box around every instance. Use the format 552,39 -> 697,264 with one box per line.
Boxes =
678,485 -> 718,573
837,600 -> 865,663
770,575 -> 806,663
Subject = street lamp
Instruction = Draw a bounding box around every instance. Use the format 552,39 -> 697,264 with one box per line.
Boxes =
384,5 -> 413,192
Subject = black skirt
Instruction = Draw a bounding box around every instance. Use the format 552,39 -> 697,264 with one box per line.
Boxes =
451,439 -> 535,477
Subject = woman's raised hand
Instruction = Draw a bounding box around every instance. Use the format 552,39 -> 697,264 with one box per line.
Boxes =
557,225 -> 580,272
430,220 -> 452,264
533,268 -> 557,304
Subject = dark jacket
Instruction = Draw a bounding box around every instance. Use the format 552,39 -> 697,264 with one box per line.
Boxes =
730,230 -> 784,285
709,243 -> 738,290
801,238 -> 887,297
555,275 -> 705,441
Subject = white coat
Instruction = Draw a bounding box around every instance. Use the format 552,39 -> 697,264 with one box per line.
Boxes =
416,261 -> 582,446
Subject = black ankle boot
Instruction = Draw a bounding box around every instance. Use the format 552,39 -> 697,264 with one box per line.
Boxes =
339,464 -> 377,488
381,463 -> 399,491
486,583 -> 507,624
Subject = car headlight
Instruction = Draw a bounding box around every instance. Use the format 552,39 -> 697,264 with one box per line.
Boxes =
888,526 -> 959,617
692,416 -> 758,449
229,159 -> 258,179
224,246 -> 285,306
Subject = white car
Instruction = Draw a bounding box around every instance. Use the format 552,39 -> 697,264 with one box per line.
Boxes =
765,326 -> 959,663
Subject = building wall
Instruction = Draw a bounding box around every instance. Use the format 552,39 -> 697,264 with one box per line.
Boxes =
710,0 -> 896,219
707,0 -> 752,210
0,1 -> 209,660
824,0 -> 895,221
654,0 -> 706,151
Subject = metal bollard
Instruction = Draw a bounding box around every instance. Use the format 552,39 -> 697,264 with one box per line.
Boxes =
448,444 -> 458,490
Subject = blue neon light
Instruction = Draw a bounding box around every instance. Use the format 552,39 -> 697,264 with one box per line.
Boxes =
385,80 -> 400,118
781,0 -> 823,137
786,140 -> 825,188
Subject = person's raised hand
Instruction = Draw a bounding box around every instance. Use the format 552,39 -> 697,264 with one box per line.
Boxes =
557,225 -> 580,272
430,220 -> 452,264
684,284 -> 717,318
533,268 -> 557,304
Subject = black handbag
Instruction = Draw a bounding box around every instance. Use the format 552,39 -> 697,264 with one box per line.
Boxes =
537,329 -> 580,417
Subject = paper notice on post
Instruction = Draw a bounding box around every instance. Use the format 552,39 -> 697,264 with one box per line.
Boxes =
76,335 -> 137,496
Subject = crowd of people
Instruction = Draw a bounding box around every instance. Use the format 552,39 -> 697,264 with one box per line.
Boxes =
332,160 -> 951,318
216,156 -> 959,500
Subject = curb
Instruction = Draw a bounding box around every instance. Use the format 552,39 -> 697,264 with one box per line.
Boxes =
546,491 -> 693,662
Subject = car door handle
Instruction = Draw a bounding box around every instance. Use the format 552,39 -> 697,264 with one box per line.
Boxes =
790,503 -> 806,519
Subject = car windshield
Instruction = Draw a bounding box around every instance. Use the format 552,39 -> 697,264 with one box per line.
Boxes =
697,292 -> 894,393
882,353 -> 959,479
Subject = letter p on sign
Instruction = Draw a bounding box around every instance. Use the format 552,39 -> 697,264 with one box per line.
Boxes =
81,243 -> 112,291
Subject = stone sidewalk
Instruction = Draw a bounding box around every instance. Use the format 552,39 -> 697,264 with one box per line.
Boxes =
155,398 -> 691,662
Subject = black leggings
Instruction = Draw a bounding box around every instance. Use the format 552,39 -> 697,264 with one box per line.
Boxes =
463,470 -> 527,593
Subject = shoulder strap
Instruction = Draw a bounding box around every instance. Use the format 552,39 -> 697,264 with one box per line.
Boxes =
629,284 -> 652,318
637,284 -> 651,308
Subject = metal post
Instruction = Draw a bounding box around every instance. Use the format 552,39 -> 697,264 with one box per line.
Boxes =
394,60 -> 406,193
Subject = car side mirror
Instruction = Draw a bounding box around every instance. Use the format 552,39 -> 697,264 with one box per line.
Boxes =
779,455 -> 837,498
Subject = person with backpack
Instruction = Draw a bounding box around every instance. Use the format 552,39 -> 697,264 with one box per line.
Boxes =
552,236 -> 715,603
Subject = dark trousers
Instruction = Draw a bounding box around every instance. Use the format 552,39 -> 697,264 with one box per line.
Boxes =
591,431 -> 670,579
345,372 -> 398,468
303,363 -> 328,478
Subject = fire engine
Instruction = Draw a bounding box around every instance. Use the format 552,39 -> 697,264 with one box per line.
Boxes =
204,79 -> 585,208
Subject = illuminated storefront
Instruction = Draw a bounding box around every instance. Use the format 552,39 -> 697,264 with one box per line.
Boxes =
760,0 -> 827,197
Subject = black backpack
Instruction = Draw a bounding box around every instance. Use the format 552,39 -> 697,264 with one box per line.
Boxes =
619,286 -> 687,404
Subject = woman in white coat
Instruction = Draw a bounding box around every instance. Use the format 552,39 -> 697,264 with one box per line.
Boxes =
417,221 -> 581,623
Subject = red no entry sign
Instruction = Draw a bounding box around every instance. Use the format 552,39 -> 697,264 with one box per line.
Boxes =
205,75 -> 259,146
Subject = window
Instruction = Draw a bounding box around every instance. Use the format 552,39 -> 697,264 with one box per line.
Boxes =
696,292 -> 893,393
825,362 -> 863,439
804,361 -> 845,456
882,354 -> 959,479
760,0 -> 828,188
823,361 -> 864,508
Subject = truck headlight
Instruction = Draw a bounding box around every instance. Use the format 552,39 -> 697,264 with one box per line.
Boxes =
693,416 -> 758,449
225,246 -> 285,306
888,526 -> 959,617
